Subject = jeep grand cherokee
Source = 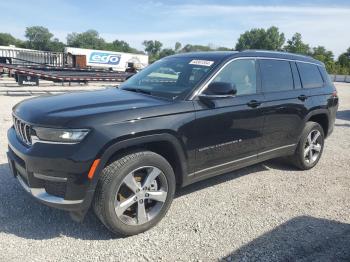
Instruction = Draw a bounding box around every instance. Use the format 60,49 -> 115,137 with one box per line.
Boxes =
7,51 -> 338,236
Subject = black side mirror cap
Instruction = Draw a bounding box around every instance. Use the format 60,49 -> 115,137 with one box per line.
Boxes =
203,82 -> 237,96
198,82 -> 236,107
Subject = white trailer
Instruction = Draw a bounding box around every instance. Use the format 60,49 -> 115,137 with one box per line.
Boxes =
64,47 -> 148,71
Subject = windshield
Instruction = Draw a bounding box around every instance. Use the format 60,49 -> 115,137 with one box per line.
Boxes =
119,57 -> 219,100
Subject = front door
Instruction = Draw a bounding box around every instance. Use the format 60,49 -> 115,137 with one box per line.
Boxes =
192,58 -> 264,178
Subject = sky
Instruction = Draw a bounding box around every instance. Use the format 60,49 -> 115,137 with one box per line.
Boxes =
0,0 -> 349,57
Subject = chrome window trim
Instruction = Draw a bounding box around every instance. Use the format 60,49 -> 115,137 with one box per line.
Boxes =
189,56 -> 324,100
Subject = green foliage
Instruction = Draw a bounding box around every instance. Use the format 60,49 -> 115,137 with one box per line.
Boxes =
337,48 -> 350,68
175,42 -> 182,52
67,30 -> 105,50
284,33 -> 311,55
0,33 -> 23,46
311,46 -> 335,73
143,40 -> 163,55
158,48 -> 175,59
104,40 -> 133,52
216,46 -> 232,51
235,26 -> 285,51
181,44 -> 212,52
336,47 -> 350,74
25,26 -> 53,51
142,40 -> 163,62
48,38 -> 66,52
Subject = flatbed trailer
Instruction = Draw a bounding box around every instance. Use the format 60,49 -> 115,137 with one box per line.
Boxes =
0,63 -> 132,85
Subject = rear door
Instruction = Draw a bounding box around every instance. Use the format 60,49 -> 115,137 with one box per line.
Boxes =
258,59 -> 313,157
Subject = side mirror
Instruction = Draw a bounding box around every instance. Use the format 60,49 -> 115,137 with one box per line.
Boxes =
202,82 -> 237,97
198,82 -> 236,108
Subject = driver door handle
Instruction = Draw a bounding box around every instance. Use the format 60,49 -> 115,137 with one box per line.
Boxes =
247,100 -> 261,108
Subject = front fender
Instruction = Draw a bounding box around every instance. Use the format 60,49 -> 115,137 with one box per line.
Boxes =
80,132 -> 188,215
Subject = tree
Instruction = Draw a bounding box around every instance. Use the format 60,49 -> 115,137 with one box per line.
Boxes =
143,40 -> 163,56
158,48 -> 175,58
181,44 -> 212,52
235,26 -> 285,51
336,47 -> 350,74
175,42 -> 182,52
25,26 -> 53,50
216,46 -> 232,51
111,40 -> 132,52
67,30 -> 105,49
311,46 -> 335,72
0,33 -> 23,46
284,33 -> 311,55
105,40 -> 139,53
337,47 -> 350,68
103,40 -> 143,54
48,38 -> 66,52
142,40 -> 163,61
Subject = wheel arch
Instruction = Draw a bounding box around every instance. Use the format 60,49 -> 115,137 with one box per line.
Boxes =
304,109 -> 330,137
92,133 -> 188,189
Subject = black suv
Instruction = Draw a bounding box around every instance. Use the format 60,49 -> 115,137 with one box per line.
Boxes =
7,51 -> 338,236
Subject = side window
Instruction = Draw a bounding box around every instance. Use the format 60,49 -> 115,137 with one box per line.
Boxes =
260,59 -> 294,92
318,66 -> 332,85
297,62 -> 324,88
211,59 -> 257,95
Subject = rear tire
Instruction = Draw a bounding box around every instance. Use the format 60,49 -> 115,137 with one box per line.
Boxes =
289,121 -> 325,170
93,150 -> 176,236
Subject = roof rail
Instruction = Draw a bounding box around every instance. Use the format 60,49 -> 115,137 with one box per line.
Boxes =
241,49 -> 312,58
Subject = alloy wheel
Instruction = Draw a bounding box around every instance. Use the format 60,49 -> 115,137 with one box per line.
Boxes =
114,166 -> 168,225
304,130 -> 322,164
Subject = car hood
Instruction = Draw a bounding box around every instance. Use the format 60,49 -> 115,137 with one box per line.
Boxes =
13,88 -> 172,127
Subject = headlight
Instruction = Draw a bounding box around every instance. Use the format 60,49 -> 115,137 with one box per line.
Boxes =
32,127 -> 90,144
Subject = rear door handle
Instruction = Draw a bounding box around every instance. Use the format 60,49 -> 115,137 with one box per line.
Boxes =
298,95 -> 308,101
247,100 -> 261,108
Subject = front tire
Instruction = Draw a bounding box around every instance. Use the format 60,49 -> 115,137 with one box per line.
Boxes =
93,151 -> 176,236
290,121 -> 325,170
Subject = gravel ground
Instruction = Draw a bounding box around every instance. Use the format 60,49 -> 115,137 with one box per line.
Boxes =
0,82 -> 349,261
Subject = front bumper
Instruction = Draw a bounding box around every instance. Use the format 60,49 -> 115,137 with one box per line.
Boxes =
7,127 -> 96,213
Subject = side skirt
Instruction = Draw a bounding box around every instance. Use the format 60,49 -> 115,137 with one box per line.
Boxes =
182,144 -> 296,187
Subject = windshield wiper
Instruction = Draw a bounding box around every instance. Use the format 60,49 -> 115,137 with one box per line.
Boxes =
122,87 -> 152,95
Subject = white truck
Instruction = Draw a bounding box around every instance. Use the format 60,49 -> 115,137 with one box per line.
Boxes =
64,47 -> 148,71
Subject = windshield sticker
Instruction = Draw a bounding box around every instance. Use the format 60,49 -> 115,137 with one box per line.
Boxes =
189,60 -> 214,66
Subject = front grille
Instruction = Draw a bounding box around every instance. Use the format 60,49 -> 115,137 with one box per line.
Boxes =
44,181 -> 66,198
13,115 -> 32,146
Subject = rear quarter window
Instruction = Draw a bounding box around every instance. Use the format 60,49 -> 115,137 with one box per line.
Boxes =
260,59 -> 294,92
297,62 -> 324,88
